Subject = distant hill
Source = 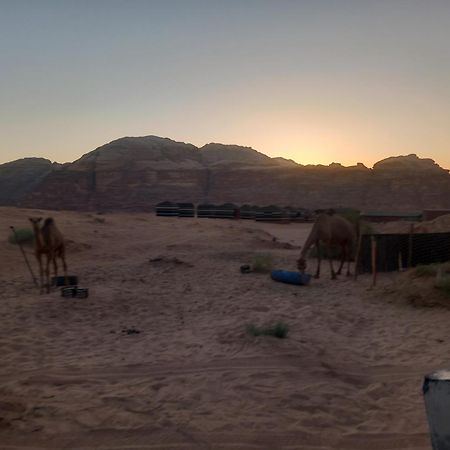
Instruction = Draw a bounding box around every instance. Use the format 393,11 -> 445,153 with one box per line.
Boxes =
0,158 -> 57,206
1,135 -> 450,211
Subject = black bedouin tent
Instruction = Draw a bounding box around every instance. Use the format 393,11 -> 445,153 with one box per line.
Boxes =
197,203 -> 237,219
358,232 -> 450,273
156,201 -> 179,217
177,203 -> 195,218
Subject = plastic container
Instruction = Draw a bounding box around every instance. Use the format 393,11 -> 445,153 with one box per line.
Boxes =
423,369 -> 450,450
271,270 -> 311,285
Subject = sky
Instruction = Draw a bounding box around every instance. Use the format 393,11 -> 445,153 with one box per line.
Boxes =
1,0 -> 450,168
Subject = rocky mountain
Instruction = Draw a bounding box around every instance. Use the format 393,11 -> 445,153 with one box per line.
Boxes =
2,136 -> 450,211
0,158 -> 57,206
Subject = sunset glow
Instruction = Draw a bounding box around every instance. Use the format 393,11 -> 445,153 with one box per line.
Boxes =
1,1 -> 450,169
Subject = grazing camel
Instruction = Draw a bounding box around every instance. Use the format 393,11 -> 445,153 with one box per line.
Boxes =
29,217 -> 68,293
297,210 -> 356,280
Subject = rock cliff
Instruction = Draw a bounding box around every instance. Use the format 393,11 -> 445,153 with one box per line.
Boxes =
0,158 -> 56,206
2,136 -> 450,211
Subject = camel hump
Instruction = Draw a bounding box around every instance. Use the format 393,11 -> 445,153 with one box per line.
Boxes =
44,217 -> 54,227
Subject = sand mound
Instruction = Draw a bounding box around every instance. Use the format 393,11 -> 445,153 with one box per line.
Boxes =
0,207 -> 445,449
414,214 -> 450,233
371,221 -> 416,234
381,265 -> 450,308
369,214 -> 450,235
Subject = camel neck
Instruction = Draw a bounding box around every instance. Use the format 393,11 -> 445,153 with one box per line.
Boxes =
32,225 -> 44,249
300,226 -> 318,258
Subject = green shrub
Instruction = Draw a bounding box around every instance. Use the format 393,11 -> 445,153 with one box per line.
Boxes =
414,264 -> 439,277
435,275 -> 450,297
251,253 -> 274,273
8,228 -> 34,245
415,263 -> 450,278
246,321 -> 289,339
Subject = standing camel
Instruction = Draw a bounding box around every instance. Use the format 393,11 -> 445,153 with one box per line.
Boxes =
297,210 -> 356,280
29,217 -> 68,293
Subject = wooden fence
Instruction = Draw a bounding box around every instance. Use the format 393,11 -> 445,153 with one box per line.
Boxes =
357,232 -> 450,273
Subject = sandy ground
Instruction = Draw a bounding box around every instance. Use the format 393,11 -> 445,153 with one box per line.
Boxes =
0,207 -> 447,449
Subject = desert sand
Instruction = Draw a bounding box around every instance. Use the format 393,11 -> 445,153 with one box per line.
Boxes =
0,207 -> 446,449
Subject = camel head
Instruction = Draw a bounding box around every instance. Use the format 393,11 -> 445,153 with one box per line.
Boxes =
297,257 -> 307,272
28,217 -> 42,230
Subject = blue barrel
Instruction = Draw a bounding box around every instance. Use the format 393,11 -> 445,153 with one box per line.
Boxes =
271,270 -> 311,285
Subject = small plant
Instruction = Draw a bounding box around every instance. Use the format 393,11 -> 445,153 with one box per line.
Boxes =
435,275 -> 450,297
246,321 -> 289,339
415,263 -> 450,278
414,264 -> 439,277
8,228 -> 34,245
251,253 -> 273,273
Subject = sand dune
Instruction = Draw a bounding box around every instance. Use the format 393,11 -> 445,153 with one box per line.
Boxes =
0,207 -> 444,449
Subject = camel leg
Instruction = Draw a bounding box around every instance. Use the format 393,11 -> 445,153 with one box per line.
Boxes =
329,258 -> 337,280
60,248 -> 68,286
53,257 -> 58,278
52,255 -> 58,289
45,253 -> 52,293
328,248 -> 337,280
314,243 -> 321,279
337,244 -> 346,275
346,243 -> 352,276
37,253 -> 44,294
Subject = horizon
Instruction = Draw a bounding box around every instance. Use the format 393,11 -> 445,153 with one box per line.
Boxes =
2,1 -> 450,169
2,134 -> 449,171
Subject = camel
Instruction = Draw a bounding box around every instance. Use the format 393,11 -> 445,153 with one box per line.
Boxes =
29,217 -> 68,293
297,210 -> 356,280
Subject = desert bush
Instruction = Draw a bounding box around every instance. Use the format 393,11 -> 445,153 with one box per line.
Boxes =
414,264 -> 439,277
435,275 -> 450,297
415,263 -> 450,278
8,228 -> 34,245
251,253 -> 274,273
246,321 -> 289,338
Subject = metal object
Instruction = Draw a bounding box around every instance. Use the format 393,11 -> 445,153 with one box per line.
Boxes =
10,226 -> 38,287
61,286 -> 77,297
61,286 -> 88,298
240,264 -> 252,274
423,370 -> 450,449
75,288 -> 89,298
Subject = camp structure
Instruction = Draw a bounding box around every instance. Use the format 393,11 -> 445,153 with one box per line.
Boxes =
155,201 -> 179,217
255,205 -> 287,222
239,205 -> 257,220
197,203 -> 238,219
357,231 -> 450,273
284,206 -> 312,222
360,211 -> 422,223
422,209 -> 450,221
177,202 -> 195,218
